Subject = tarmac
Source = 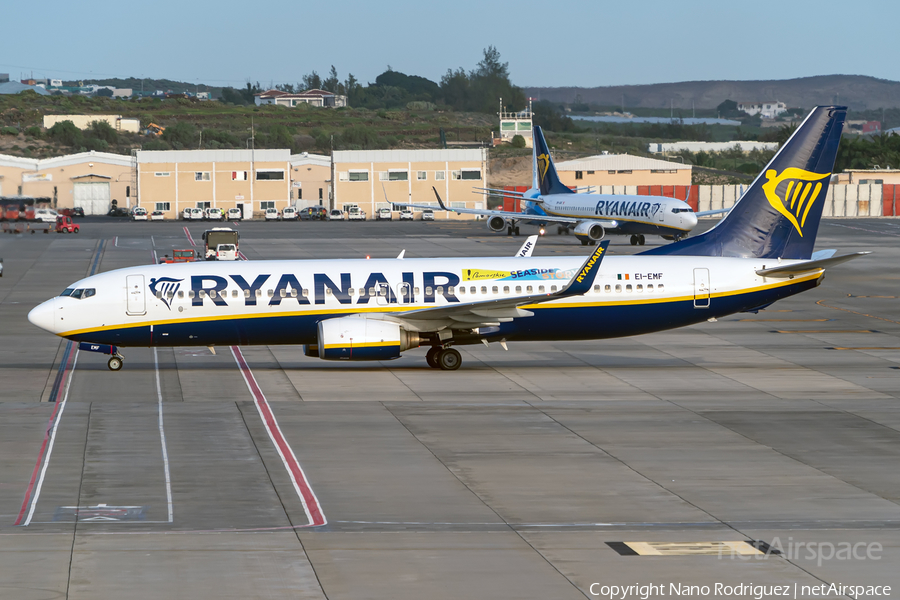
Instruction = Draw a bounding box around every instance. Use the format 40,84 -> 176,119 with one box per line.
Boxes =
0,217 -> 898,599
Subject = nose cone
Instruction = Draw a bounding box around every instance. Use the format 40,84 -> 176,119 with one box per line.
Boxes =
28,299 -> 57,334
685,211 -> 698,230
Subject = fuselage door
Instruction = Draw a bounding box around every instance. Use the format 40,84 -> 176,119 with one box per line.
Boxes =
658,201 -> 666,223
693,268 -> 710,308
126,274 -> 147,315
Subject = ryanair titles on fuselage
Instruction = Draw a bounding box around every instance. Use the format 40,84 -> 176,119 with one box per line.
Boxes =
592,199 -> 662,218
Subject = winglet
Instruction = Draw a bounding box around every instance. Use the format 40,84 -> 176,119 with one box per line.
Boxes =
560,241 -> 609,297
431,187 -> 450,211
515,235 -> 538,257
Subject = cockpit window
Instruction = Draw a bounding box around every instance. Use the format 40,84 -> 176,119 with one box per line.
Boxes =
671,208 -> 692,213
60,288 -> 96,299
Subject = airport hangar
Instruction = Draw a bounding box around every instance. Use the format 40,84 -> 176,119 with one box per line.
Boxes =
3,147 -> 899,218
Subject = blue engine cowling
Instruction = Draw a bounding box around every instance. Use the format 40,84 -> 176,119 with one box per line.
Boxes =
317,316 -> 420,361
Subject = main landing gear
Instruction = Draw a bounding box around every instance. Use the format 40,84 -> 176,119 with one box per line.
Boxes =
506,225 -> 520,236
557,226 -> 570,235
630,234 -> 646,246
426,346 -> 462,371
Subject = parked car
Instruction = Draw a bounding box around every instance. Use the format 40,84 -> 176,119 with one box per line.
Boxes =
299,206 -> 328,221
281,206 -> 298,220
150,211 -> 165,221
329,209 -> 344,221
226,207 -> 243,221
399,209 -> 414,221
205,207 -> 224,221
421,209 -> 435,221
189,207 -> 204,220
347,206 -> 366,221
376,207 -> 392,221
60,207 -> 84,218
183,207 -> 193,220
34,208 -> 59,223
264,207 -> 279,221
132,207 -> 148,221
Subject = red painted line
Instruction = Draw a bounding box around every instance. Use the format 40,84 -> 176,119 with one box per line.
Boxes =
231,347 -> 326,526
238,251 -> 248,261
182,226 -> 196,246
14,345 -> 76,525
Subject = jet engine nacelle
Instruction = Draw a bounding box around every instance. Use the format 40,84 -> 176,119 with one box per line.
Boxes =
573,221 -> 605,241
317,316 -> 421,361
487,215 -> 507,232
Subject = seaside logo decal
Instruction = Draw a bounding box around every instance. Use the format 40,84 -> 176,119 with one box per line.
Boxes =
761,167 -> 830,237
148,277 -> 183,310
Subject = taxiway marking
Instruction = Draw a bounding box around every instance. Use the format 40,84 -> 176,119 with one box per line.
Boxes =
231,346 -> 326,527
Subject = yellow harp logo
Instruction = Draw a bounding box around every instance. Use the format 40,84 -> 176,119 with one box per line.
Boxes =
761,168 -> 830,237
537,153 -> 550,184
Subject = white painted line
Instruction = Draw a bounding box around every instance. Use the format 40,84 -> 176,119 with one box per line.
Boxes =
23,350 -> 79,526
153,348 -> 174,523
231,347 -> 326,527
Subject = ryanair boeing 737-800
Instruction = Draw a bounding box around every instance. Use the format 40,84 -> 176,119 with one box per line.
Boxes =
404,126 -> 722,246
28,106 -> 866,371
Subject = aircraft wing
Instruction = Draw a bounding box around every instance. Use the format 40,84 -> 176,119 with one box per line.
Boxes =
755,252 -> 871,277
695,207 -> 732,217
391,241 -> 609,329
401,187 -> 616,227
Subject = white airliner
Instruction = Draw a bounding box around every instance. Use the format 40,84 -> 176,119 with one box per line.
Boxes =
28,106 -> 866,371
403,126 -> 725,246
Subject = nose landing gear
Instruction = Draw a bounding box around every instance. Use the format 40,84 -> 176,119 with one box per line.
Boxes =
78,342 -> 125,371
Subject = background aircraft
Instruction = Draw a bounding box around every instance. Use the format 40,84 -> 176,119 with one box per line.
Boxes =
404,126 -> 729,246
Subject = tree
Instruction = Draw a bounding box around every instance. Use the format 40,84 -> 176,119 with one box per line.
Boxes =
239,82 -> 262,104
717,99 -> 741,118
322,66 -> 341,94
95,88 -> 114,98
511,134 -> 526,148
162,121 -> 199,149
439,68 -> 469,111
47,120 -> 83,146
219,87 -> 246,105
303,71 -> 322,91
88,120 -> 118,145
467,46 -> 525,114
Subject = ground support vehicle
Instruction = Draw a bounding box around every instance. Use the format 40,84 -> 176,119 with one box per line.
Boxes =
132,207 -> 148,221
158,249 -> 198,264
265,208 -> 279,221
202,227 -> 240,260
282,207 -> 298,220
55,216 -> 80,233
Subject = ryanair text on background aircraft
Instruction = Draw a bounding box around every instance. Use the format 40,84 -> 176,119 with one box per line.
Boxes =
28,107 -> 868,371
404,126 -> 726,246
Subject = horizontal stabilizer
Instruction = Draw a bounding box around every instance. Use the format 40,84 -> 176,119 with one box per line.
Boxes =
755,252 -> 871,277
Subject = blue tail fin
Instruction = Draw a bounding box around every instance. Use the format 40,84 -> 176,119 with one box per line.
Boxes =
642,106 -> 846,259
533,126 -> 574,196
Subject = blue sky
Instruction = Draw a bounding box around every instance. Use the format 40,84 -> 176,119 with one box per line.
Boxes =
1,0 -> 896,88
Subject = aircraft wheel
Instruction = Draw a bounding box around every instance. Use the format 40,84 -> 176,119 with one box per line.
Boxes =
507,227 -> 513,236
638,234 -> 645,245
557,227 -> 565,235
107,356 -> 123,371
514,227 -> 520,236
426,347 -> 441,369
580,239 -> 588,246
437,348 -> 462,371
630,235 -> 637,246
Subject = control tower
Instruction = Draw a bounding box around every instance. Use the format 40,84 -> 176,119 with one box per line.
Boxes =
496,98 -> 533,148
